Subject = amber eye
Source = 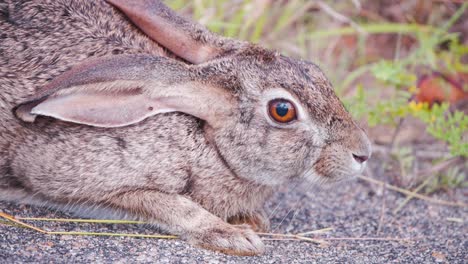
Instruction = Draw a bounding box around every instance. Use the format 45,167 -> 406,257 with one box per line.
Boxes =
268,99 -> 297,123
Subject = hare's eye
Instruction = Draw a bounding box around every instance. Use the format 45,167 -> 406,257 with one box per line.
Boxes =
268,99 -> 297,123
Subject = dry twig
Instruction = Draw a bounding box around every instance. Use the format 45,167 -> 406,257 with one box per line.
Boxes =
358,175 -> 467,207
316,1 -> 366,35
376,182 -> 387,235
393,177 -> 431,214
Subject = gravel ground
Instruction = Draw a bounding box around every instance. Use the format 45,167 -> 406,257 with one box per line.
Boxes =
1,169 -> 466,263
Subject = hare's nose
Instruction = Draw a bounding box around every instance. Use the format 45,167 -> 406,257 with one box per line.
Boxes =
352,154 -> 369,164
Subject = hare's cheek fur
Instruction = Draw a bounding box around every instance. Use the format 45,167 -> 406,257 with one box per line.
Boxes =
215,122 -> 317,186
210,90 -> 324,186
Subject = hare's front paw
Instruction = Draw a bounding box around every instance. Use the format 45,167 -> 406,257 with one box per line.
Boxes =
190,224 -> 265,256
228,210 -> 270,232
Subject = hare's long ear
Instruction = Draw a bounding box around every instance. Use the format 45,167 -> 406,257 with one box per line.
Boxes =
14,55 -> 233,128
107,0 -> 237,64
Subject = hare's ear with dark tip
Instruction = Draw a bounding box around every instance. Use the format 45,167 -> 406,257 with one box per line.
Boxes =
107,0 -> 235,64
14,55 -> 233,128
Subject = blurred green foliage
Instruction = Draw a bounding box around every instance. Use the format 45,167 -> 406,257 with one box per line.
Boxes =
425,165 -> 467,194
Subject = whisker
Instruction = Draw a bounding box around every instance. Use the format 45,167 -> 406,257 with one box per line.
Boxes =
284,182 -> 315,232
271,176 -> 312,232
267,179 -> 302,220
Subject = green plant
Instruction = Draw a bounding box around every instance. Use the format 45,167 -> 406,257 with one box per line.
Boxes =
413,103 -> 467,157
424,165 -> 467,194
342,3 -> 468,157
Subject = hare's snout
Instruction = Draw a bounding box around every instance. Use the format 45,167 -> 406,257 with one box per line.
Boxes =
309,126 -> 372,183
348,129 -> 372,174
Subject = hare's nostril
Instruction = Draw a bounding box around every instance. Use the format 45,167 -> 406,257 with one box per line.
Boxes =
352,154 -> 368,164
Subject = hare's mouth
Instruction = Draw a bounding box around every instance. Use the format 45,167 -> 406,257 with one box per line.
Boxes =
303,162 -> 366,185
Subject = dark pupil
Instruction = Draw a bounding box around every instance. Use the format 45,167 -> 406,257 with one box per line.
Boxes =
276,102 -> 289,117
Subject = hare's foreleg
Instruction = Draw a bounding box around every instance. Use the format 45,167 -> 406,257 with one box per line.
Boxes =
106,190 -> 265,255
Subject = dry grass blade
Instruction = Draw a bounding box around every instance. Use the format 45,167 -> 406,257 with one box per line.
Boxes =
446,217 -> 463,223
297,227 -> 334,236
0,219 -> 27,229
258,230 -> 412,244
262,238 -> 303,241
4,214 -> 328,243
0,212 -> 177,239
358,175 -> 467,207
44,231 -> 177,239
17,217 -> 145,224
257,232 -> 328,245
2,213 -> 414,245
324,237 -> 414,242
0,212 -> 47,233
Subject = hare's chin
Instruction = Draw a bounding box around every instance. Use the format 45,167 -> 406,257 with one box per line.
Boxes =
342,164 -> 367,180
303,166 -> 365,185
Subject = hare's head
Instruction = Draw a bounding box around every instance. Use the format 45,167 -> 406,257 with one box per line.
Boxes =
200,48 -> 371,185
15,0 -> 371,186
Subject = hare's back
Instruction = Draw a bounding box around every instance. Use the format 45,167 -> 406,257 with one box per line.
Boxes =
0,0 -> 166,107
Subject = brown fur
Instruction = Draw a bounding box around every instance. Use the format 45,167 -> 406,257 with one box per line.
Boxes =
0,0 -> 371,255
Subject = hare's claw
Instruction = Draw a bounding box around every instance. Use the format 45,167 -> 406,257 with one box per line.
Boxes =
189,224 -> 265,256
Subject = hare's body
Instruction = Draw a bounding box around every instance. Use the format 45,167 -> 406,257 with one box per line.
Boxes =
1,0 -> 371,255
1,0 -> 270,222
